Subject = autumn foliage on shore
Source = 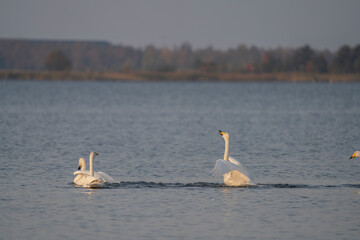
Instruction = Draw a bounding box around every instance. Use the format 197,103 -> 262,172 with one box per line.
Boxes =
0,39 -> 359,75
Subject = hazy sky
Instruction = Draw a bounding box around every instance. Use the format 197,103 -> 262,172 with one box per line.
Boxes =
1,0 -> 359,50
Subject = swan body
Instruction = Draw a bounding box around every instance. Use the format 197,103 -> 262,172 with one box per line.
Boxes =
223,170 -> 251,187
73,152 -> 114,188
212,130 -> 255,187
73,170 -> 105,188
349,151 -> 360,159
74,158 -> 115,183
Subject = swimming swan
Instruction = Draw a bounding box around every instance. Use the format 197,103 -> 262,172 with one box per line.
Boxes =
349,151 -> 360,159
73,152 -> 114,188
212,130 -> 255,187
73,157 -> 87,185
76,155 -> 115,183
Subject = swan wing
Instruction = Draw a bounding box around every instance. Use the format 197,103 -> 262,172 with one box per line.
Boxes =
211,159 -> 227,177
74,174 -> 86,185
97,171 -> 115,183
228,156 -> 252,177
212,159 -> 242,178
212,158 -> 254,182
73,170 -> 93,176
229,156 -> 241,166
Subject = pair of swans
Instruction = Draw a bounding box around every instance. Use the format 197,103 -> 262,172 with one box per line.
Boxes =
73,152 -> 115,188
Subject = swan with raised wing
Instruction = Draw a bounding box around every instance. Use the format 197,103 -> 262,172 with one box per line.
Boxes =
73,152 -> 114,188
212,130 -> 255,187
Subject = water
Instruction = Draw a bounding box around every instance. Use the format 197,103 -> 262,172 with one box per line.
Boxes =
0,80 -> 359,240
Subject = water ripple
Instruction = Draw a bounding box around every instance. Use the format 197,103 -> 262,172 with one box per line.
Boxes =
68,182 -> 360,189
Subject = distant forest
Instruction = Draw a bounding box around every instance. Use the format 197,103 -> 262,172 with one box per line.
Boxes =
0,39 -> 359,73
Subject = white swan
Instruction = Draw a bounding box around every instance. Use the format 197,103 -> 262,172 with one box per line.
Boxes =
73,152 -> 114,188
349,151 -> 360,159
74,156 -> 115,183
73,157 -> 87,185
212,130 -> 255,187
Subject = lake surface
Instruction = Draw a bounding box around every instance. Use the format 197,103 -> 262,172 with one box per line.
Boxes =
0,80 -> 359,240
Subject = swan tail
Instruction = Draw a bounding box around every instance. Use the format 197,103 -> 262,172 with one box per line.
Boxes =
87,180 -> 105,188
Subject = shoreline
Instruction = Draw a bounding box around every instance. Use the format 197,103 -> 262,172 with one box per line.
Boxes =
1,70 -> 360,82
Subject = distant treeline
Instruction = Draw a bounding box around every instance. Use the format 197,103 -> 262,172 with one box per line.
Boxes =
0,39 -> 359,73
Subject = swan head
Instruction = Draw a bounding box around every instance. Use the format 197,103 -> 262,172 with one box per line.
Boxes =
90,152 -> 99,159
219,130 -> 230,141
349,151 -> 360,159
78,158 -> 86,170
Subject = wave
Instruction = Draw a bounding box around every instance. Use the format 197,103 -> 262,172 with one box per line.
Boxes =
260,183 -> 360,189
106,181 -> 223,189
69,182 -> 360,189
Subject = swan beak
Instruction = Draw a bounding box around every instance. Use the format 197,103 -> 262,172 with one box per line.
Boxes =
78,165 -> 81,170
349,156 -> 353,159
95,152 -> 99,156
219,130 -> 225,136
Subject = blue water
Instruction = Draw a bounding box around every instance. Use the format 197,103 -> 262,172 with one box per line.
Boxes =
0,80 -> 359,240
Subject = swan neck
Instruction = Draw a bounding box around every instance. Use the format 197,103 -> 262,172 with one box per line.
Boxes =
224,138 -> 229,161
89,155 -> 94,176
80,158 -> 86,171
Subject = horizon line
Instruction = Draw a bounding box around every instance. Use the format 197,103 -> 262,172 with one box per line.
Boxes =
1,37 -> 352,52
